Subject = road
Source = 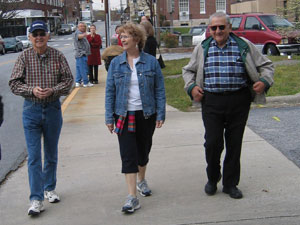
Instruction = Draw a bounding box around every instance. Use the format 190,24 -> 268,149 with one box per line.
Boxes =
0,21 -> 107,183
248,106 -> 300,168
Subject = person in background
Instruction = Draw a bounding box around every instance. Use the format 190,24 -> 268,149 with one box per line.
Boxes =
140,21 -> 157,57
182,12 -> 274,199
105,23 -> 166,214
87,24 -> 102,84
9,20 -> 73,216
141,15 -> 153,25
113,25 -> 123,47
74,22 -> 93,88
102,36 -> 124,71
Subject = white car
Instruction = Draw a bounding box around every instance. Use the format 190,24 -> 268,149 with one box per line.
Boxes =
16,35 -> 32,48
189,25 -> 207,45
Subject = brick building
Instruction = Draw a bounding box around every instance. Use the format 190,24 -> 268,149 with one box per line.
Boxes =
158,0 -> 231,26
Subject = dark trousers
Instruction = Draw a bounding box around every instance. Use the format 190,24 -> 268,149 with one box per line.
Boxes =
115,111 -> 156,173
88,65 -> 98,82
201,88 -> 251,187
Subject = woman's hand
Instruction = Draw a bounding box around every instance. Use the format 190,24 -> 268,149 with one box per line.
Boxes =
106,124 -> 114,133
156,120 -> 164,128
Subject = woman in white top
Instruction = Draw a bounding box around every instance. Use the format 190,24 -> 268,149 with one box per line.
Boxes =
105,23 -> 166,214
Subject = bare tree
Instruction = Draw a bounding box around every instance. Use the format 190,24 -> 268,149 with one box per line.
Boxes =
0,0 -> 23,22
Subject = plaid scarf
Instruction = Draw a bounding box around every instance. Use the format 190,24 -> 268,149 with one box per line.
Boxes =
114,111 -> 136,135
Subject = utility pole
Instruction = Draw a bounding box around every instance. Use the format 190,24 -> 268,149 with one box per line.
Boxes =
156,0 -> 160,44
105,0 -> 111,46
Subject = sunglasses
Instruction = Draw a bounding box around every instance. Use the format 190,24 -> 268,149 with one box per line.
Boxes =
210,25 -> 226,31
32,31 -> 46,37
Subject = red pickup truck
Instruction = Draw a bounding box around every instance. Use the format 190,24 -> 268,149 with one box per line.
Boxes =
207,13 -> 300,56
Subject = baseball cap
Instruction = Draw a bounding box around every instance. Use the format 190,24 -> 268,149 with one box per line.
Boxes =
29,20 -> 48,33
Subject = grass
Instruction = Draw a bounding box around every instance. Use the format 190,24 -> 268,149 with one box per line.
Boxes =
173,27 -> 190,34
267,63 -> 300,96
161,58 -> 189,76
162,56 -> 300,111
164,77 -> 193,111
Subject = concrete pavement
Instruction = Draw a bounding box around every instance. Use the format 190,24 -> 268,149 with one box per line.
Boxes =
1,64 -> 300,225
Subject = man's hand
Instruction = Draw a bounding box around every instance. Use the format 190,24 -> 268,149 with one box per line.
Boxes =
106,124 -> 114,133
253,81 -> 266,94
156,120 -> 164,128
33,87 -> 54,99
191,86 -> 204,102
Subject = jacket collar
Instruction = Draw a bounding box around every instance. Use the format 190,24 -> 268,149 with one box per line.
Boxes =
202,33 -> 249,58
119,51 -> 147,65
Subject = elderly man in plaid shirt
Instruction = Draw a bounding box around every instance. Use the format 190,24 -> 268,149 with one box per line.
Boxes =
9,20 -> 73,216
183,12 -> 274,199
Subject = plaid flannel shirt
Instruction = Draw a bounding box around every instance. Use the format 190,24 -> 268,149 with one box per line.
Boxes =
204,36 -> 248,92
9,47 -> 73,103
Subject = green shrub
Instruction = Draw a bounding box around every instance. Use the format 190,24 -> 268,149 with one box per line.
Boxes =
163,33 -> 179,48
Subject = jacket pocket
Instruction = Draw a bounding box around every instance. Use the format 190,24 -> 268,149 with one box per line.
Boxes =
144,71 -> 155,88
113,73 -> 125,86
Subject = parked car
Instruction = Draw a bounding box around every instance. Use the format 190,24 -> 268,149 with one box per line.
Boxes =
16,35 -> 32,48
68,23 -> 76,32
189,25 -> 207,45
3,37 -> 23,53
206,13 -> 300,55
58,24 -> 72,35
0,35 -> 5,55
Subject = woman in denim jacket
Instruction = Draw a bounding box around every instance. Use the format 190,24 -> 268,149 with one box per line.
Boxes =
105,23 -> 166,214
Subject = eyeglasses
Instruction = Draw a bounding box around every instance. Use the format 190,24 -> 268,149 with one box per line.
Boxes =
119,35 -> 131,39
210,25 -> 226,31
32,31 -> 46,37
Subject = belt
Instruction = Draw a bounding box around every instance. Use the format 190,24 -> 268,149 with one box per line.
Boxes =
205,87 -> 248,96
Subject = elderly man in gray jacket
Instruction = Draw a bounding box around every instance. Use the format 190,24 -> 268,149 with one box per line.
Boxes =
183,12 -> 274,199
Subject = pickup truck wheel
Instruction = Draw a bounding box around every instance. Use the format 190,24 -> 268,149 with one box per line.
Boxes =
266,44 -> 279,56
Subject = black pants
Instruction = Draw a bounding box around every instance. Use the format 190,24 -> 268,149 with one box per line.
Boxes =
115,111 -> 156,173
201,88 -> 252,187
88,65 -> 98,82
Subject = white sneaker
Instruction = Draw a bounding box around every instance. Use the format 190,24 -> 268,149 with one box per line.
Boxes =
83,82 -> 94,88
28,200 -> 44,216
44,190 -> 60,203
75,82 -> 81,87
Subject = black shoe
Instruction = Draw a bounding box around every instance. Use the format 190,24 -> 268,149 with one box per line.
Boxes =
204,174 -> 222,196
222,186 -> 243,199
205,182 -> 217,195
94,80 -> 98,84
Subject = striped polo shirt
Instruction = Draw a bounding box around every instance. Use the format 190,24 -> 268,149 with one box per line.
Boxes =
204,36 -> 248,93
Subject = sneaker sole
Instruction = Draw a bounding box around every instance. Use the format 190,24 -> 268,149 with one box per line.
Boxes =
28,208 -> 44,216
137,186 -> 152,197
122,204 -> 141,214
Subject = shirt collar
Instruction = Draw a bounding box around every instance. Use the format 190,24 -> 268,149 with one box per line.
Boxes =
211,36 -> 234,49
119,51 -> 146,65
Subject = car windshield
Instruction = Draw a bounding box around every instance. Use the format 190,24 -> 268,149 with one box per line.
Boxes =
61,24 -> 69,28
190,27 -> 206,35
259,15 -> 294,30
4,38 -> 15,44
17,36 -> 27,40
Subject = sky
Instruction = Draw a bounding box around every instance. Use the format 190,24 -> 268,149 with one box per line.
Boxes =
93,0 -> 125,10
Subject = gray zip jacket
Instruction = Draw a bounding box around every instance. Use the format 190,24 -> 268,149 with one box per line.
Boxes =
182,33 -> 274,104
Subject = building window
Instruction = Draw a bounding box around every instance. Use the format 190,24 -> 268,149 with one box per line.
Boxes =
179,0 -> 189,12
200,0 -> 205,14
31,0 -> 34,2
41,0 -> 44,3
216,0 -> 226,12
37,0 -> 40,3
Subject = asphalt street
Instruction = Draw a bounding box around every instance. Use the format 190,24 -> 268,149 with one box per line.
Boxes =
248,106 -> 300,168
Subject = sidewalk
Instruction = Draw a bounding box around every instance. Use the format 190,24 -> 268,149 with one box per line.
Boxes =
0,65 -> 300,225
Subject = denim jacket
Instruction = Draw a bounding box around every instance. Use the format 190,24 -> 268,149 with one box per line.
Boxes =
105,51 -> 166,124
